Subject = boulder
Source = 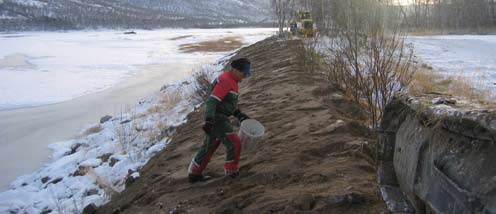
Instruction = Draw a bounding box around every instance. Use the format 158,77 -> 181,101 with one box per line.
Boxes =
100,115 -> 112,124
83,203 -> 98,214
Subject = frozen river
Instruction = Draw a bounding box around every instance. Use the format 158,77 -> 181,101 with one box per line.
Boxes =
0,28 -> 276,191
407,35 -> 496,96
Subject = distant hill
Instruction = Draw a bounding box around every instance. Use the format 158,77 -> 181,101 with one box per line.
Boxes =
0,0 -> 274,31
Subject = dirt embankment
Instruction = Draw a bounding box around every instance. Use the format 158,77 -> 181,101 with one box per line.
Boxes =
96,38 -> 387,213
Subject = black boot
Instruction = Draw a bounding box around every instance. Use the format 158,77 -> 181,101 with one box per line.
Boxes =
227,172 -> 239,179
188,174 -> 210,183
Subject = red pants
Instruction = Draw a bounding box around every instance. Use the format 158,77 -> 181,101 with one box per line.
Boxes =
188,132 -> 241,176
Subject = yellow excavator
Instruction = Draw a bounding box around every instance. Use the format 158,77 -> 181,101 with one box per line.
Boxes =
290,11 -> 318,37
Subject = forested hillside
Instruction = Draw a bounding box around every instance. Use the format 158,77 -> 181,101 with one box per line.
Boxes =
293,0 -> 496,32
0,0 -> 273,31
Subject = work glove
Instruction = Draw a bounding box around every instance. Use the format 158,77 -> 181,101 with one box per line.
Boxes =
202,121 -> 214,135
234,110 -> 250,122
237,112 -> 250,122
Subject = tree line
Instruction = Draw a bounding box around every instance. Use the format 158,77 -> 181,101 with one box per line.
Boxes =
271,0 -> 416,129
400,0 -> 496,31
272,0 -> 496,34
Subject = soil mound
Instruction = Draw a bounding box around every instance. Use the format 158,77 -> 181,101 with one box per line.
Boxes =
96,38 -> 386,213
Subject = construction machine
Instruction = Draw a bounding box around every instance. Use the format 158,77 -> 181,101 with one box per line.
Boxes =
290,11 -> 317,37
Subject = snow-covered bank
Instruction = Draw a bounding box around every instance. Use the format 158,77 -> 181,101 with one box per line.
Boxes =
0,28 -> 276,192
0,28 -> 275,110
407,35 -> 496,97
0,60 -> 224,213
0,28 -> 276,212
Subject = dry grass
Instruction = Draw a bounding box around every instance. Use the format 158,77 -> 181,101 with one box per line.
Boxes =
409,66 -> 494,105
75,124 -> 103,139
146,90 -> 182,115
113,116 -> 140,155
84,125 -> 103,135
86,167 -> 119,196
160,90 -> 182,110
146,105 -> 163,114
191,67 -> 213,102
179,36 -> 243,53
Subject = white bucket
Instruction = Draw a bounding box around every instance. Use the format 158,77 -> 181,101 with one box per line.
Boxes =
238,119 -> 265,154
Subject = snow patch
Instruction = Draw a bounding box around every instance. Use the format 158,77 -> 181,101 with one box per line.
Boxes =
12,0 -> 46,7
80,159 -> 102,168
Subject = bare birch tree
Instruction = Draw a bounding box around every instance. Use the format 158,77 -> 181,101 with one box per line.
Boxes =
271,0 -> 294,36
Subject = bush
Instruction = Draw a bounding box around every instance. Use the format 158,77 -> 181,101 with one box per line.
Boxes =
323,27 -> 416,129
191,65 -> 216,103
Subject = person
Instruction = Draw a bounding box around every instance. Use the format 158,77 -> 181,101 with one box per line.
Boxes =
187,58 -> 252,183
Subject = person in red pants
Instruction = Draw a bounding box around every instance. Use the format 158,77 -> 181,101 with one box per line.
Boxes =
188,58 -> 251,183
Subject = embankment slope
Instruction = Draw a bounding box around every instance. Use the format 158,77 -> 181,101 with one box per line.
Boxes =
96,38 -> 387,213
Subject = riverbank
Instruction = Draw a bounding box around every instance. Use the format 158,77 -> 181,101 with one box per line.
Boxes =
0,28 -> 276,191
96,37 -> 387,213
0,62 -> 195,191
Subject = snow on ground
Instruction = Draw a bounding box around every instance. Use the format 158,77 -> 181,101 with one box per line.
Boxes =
406,35 -> 496,97
0,59 -> 225,214
0,28 -> 275,110
0,28 -> 275,213
9,0 -> 47,7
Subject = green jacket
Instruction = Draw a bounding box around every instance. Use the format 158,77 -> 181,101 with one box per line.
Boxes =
205,70 -> 241,122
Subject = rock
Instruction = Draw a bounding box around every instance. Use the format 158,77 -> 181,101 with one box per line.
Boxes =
85,189 -> 99,196
41,176 -> 50,184
100,115 -> 112,124
120,119 -> 131,124
49,177 -> 63,185
160,125 -> 177,139
64,143 -> 82,156
109,157 -> 120,167
292,194 -> 315,210
40,207 -> 52,214
432,97 -> 456,105
73,166 -> 88,176
98,153 -> 113,162
125,171 -> 138,188
112,207 -> 121,214
82,203 -> 98,214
